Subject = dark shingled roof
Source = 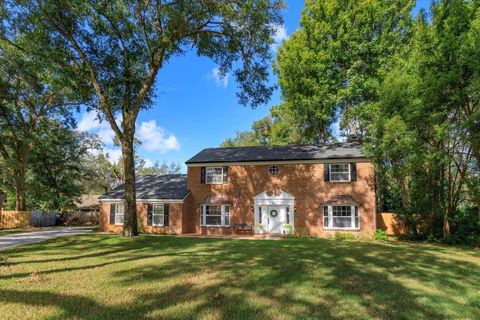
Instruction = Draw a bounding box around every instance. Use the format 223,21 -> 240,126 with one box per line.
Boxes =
322,195 -> 360,205
186,142 -> 364,164
99,174 -> 189,200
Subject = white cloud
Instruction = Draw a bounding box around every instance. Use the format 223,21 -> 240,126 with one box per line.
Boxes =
271,24 -> 288,52
77,110 -> 118,145
209,67 -> 229,88
137,120 -> 180,153
105,148 -> 122,163
143,158 -> 154,168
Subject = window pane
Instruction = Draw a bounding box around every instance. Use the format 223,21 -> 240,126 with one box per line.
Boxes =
154,205 -> 164,215
331,172 -> 350,181
332,206 -> 352,228
116,204 -> 125,214
332,217 -> 352,228
330,164 -> 350,181
206,205 -> 222,215
206,215 -> 221,225
115,214 -> 124,225
153,214 -> 164,226
331,164 -> 349,172
206,167 -> 224,183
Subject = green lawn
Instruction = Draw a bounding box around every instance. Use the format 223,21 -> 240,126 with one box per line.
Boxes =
0,235 -> 479,320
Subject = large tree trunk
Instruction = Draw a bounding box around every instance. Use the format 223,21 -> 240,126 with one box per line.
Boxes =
121,119 -> 138,237
443,212 -> 450,238
14,142 -> 28,211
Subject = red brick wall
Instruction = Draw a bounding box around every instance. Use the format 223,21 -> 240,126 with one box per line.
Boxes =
187,162 -> 376,237
99,201 -> 185,234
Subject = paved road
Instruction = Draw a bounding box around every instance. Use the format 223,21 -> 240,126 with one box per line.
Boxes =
0,227 -> 93,251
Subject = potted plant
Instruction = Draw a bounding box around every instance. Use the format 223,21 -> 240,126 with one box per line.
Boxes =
257,223 -> 265,234
283,224 -> 293,235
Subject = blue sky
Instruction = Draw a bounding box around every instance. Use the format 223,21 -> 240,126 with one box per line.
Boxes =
77,0 -> 431,172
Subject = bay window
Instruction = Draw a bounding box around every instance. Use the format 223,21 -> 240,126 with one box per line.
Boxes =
201,205 -> 230,226
323,205 -> 359,229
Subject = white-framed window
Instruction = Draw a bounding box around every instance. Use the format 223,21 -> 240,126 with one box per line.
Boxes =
269,165 -> 279,176
323,205 -> 359,229
330,163 -> 351,182
115,204 -> 125,225
152,204 -> 165,226
206,167 -> 225,184
201,205 -> 230,226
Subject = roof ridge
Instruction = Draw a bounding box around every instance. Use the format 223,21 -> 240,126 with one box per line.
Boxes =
203,141 -> 359,151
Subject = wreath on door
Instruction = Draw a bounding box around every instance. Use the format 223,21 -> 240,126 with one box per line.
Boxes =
270,209 -> 278,217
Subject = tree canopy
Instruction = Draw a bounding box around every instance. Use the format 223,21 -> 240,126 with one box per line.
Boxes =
3,0 -> 284,236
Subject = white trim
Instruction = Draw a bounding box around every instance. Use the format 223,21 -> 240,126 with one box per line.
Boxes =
114,203 -> 125,225
187,158 -> 369,167
152,204 -> 165,227
205,167 -> 226,184
200,204 -> 230,227
323,204 -> 360,230
329,163 -> 351,182
253,191 -> 295,234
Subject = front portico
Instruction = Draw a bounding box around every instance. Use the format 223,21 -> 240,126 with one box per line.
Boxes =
253,191 -> 295,234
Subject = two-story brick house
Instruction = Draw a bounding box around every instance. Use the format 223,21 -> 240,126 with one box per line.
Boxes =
99,143 -> 376,237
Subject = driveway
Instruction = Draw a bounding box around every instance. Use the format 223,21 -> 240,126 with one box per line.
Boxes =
0,227 -> 93,251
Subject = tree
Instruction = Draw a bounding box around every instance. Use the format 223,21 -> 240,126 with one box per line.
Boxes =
28,119 -> 93,219
273,0 -> 415,142
0,41 -> 81,210
4,0 -> 284,237
364,1 -> 480,239
136,160 -> 181,176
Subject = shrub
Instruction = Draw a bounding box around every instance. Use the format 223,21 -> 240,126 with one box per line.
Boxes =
137,218 -> 145,234
283,224 -> 293,235
448,207 -> 480,246
334,232 -> 355,240
374,229 -> 389,241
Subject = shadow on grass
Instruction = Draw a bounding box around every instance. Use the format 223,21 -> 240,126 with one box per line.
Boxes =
1,235 -> 479,319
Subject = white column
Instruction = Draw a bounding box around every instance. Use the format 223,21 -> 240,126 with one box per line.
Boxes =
328,206 -> 333,228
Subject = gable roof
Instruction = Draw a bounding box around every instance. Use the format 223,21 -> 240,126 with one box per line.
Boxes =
185,142 -> 364,164
99,174 -> 189,200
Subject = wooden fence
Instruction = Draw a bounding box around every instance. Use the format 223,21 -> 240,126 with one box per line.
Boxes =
0,210 -> 31,228
377,212 -> 407,235
0,210 -> 58,228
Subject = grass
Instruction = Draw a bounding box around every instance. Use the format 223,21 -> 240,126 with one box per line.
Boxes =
0,235 -> 479,320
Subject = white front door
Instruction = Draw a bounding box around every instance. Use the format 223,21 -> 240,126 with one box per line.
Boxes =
254,190 -> 295,234
267,206 -> 286,234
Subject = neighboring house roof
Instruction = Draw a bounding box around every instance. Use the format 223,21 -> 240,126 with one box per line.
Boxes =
185,142 -> 365,164
75,195 -> 101,210
99,174 -> 189,200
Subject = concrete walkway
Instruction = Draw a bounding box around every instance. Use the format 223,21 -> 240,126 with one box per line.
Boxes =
0,227 -> 93,251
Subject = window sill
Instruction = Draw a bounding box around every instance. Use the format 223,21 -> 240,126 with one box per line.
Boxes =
152,225 -> 165,227
324,227 -> 360,231
328,180 -> 354,183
